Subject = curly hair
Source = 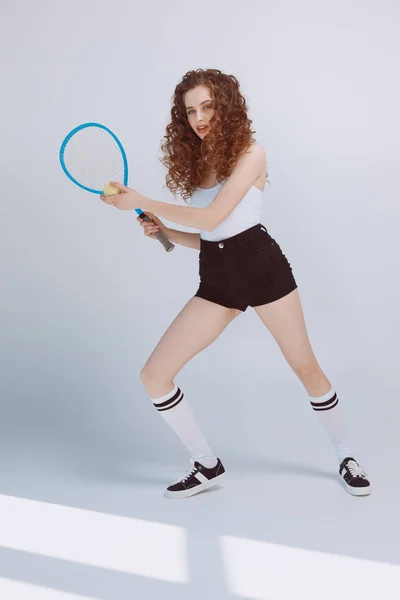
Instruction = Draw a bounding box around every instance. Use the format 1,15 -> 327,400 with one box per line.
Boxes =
159,68 -> 269,204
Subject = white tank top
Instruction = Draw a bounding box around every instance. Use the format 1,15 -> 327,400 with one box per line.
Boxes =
190,181 -> 264,241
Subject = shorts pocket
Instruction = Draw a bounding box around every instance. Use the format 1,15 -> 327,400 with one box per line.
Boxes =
239,229 -> 276,252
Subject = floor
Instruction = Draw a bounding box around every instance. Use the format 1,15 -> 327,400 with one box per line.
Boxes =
0,449 -> 398,600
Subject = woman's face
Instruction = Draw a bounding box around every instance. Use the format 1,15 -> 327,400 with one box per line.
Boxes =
184,85 -> 215,139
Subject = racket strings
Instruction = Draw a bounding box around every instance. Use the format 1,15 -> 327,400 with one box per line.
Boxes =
62,127 -> 125,192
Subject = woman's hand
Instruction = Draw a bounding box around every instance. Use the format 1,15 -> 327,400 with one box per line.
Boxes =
100,183 -> 169,240
100,181 -> 150,211
137,212 -> 169,240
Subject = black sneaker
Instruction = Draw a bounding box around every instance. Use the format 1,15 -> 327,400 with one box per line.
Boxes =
339,457 -> 371,496
164,458 -> 226,499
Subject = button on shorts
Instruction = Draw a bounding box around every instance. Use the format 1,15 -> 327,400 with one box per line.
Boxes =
194,223 -> 298,312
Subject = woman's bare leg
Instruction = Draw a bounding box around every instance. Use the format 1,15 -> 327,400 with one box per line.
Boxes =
253,289 -> 330,396
140,296 -> 241,478
141,296 -> 241,397
252,289 -> 371,495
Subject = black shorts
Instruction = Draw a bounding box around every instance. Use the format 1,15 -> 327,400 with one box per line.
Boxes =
194,223 -> 298,312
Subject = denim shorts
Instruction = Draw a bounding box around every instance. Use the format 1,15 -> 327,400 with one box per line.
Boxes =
194,223 -> 298,312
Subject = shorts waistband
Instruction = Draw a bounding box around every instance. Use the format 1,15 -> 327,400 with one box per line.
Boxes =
200,224 -> 270,251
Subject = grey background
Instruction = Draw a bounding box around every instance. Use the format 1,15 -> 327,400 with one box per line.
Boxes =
0,1 -> 399,598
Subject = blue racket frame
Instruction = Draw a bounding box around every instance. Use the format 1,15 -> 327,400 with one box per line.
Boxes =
59,122 -> 144,216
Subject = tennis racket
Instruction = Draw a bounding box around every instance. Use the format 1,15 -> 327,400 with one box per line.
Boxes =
59,122 -> 175,252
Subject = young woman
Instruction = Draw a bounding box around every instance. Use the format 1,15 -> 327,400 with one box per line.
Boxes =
101,68 -> 371,499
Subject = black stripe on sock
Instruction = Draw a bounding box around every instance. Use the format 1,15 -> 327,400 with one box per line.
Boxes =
310,392 -> 338,411
312,397 -> 339,411
157,392 -> 184,412
153,387 -> 181,408
153,388 -> 184,412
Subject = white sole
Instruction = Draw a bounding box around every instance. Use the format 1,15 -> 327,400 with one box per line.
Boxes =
340,475 -> 371,496
163,472 -> 226,499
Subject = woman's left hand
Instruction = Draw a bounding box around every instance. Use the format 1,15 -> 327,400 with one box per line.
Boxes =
100,182 -> 148,211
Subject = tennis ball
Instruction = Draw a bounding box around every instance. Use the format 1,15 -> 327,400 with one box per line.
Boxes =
104,183 -> 121,196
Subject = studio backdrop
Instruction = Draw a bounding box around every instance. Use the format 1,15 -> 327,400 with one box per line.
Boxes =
1,0 -> 399,474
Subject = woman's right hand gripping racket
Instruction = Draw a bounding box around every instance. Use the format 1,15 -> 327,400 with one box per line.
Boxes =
137,212 -> 168,241
59,122 -> 175,252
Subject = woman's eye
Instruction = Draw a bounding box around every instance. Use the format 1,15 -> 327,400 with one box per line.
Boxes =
188,106 -> 211,115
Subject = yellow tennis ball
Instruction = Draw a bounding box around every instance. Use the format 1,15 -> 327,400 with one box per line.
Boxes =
103,183 -> 121,196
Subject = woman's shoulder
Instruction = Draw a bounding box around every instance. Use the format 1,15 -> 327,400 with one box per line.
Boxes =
247,141 -> 266,157
236,142 -> 267,173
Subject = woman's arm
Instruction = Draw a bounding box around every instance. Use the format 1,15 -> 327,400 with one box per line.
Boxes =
166,228 -> 201,250
104,143 -> 266,229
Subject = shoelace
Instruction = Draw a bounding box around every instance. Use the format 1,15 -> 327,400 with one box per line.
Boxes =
176,459 -> 198,484
347,460 -> 367,478
181,465 -> 198,483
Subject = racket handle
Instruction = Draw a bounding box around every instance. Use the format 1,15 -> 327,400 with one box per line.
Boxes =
138,213 -> 175,252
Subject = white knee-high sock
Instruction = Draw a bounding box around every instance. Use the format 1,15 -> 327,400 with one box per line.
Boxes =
309,386 -> 353,464
150,385 -> 218,468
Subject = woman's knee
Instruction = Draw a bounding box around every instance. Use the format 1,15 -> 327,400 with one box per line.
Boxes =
140,366 -> 175,400
140,362 -> 157,386
140,361 -> 173,389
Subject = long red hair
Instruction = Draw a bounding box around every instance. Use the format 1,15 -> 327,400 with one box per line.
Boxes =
160,68 -> 269,204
